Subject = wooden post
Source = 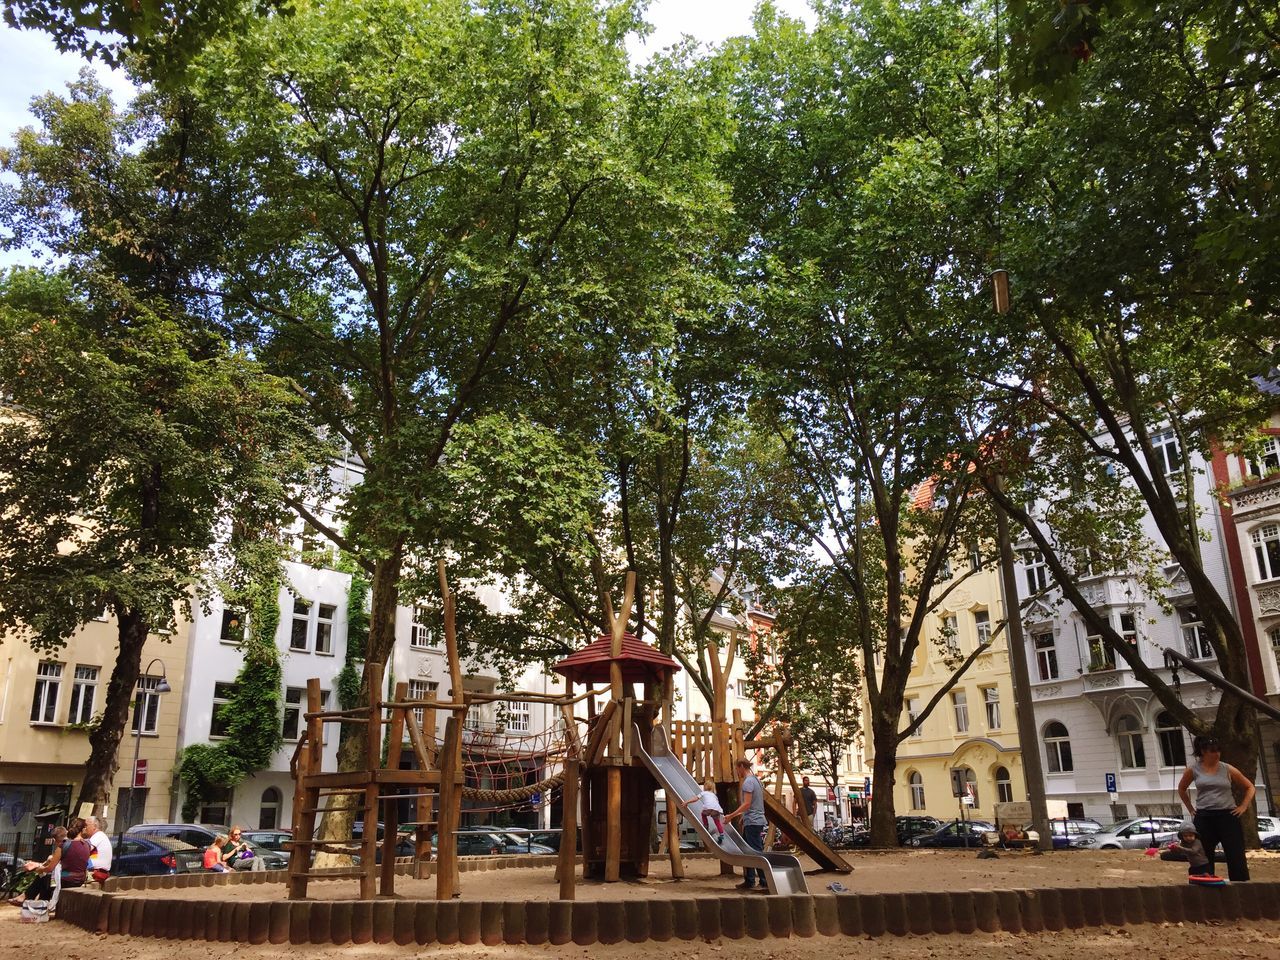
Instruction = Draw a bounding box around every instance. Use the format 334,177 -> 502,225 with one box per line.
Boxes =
288,679 -> 325,901
386,682 -> 408,769
558,756 -> 579,901
663,673 -> 684,879
361,661 -> 384,901
436,715 -> 462,900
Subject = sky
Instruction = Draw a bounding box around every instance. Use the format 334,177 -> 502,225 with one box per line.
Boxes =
0,0 -> 816,152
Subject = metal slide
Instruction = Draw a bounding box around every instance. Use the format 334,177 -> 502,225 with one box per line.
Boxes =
633,723 -> 809,896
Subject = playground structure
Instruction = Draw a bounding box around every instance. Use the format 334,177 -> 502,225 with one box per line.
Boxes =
286,566 -> 850,902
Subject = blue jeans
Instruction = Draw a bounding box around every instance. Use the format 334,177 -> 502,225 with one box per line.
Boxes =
742,823 -> 766,887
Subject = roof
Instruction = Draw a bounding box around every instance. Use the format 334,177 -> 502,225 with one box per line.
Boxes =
552,632 -> 680,685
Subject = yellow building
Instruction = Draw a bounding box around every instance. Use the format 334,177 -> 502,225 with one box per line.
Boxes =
0,613 -> 190,850
889,556 -> 1025,823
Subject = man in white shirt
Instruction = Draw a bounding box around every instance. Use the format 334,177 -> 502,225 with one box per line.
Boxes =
83,816 -> 113,876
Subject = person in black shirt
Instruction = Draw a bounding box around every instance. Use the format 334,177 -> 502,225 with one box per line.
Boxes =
798,777 -> 818,828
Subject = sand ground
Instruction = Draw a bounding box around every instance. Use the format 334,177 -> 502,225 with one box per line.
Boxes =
9,849 -> 1280,959
6,906 -> 1280,960
103,847 -> 1280,902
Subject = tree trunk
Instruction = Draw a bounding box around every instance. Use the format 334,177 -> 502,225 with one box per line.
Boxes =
868,723 -> 899,848
1217,711 -> 1262,847
76,607 -> 150,814
315,548 -> 403,862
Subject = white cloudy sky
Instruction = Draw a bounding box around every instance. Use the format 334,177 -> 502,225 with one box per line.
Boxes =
0,0 -> 815,150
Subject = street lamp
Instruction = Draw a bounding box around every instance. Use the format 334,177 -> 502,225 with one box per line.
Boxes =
117,658 -> 171,852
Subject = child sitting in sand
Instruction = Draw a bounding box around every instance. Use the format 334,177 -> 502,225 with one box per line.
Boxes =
1167,822 -> 1212,878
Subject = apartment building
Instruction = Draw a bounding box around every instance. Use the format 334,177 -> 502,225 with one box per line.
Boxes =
1217,411 -> 1280,810
0,612 -> 191,850
1013,428 -> 1262,821
889,555 -> 1024,823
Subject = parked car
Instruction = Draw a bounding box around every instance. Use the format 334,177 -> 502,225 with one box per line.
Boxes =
1071,816 -> 1182,850
241,830 -> 295,863
350,822 -> 416,861
909,819 -> 995,848
126,823 -> 289,870
1047,818 -> 1104,850
526,829 -> 581,853
114,835 -> 204,877
896,816 -> 942,845
433,830 -> 503,856
487,832 -> 556,855
1256,816 -> 1280,843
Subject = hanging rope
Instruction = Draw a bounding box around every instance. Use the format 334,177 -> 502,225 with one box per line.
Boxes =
462,771 -> 566,804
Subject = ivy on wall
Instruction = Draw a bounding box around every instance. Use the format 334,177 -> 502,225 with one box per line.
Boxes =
179,578 -> 284,820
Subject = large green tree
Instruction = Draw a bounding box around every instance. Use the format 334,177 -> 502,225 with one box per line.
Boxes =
0,78 -> 311,811
729,0 -> 1008,847
978,0 -> 1279,796
192,0 -> 743,799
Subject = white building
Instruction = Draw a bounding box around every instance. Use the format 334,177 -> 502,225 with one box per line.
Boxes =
1015,428 -> 1267,821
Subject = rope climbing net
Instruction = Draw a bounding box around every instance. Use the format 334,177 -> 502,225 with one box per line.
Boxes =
451,712 -> 582,811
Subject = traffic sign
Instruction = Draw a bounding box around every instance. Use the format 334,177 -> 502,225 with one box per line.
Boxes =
1104,772 -> 1117,793
133,759 -> 148,788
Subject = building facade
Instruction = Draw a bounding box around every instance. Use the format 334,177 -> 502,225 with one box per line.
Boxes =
0,612 -> 191,854
888,557 -> 1025,824
1015,429 -> 1267,821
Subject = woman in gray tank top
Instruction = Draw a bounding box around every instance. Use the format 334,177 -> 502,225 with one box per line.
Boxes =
1177,734 -> 1255,881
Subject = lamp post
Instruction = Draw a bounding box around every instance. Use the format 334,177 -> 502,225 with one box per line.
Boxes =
117,658 -> 171,853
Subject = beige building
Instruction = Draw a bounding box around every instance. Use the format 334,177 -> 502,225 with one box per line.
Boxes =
0,612 -> 190,855
888,556 -> 1025,823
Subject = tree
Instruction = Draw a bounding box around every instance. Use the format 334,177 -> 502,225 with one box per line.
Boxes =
0,77 -> 311,811
3,0 -> 280,78
192,0 -> 730,799
730,0 -> 1006,846
0,269 -> 305,810
757,576 -> 863,811
978,0 -> 1279,797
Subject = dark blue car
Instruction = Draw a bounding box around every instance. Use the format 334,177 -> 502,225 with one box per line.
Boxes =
113,835 -> 204,876
908,819 -> 995,848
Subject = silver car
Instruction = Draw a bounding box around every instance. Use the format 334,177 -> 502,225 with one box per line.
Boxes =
1071,816 -> 1183,849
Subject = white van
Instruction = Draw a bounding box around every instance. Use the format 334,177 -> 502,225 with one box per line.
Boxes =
654,791 -> 707,851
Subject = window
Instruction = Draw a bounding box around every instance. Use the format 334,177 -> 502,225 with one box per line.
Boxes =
410,606 -> 436,649
983,687 -> 1001,730
68,665 -> 99,725
220,608 -> 246,644
1253,525 -> 1280,582
1022,550 -> 1049,595
210,682 -> 237,738
131,676 -> 163,735
974,610 -> 991,646
290,598 -> 310,650
1181,607 -> 1213,659
1045,721 -> 1073,773
1156,711 -> 1186,767
952,690 -> 969,733
968,545 -> 983,572
737,678 -> 752,699
909,772 -> 926,811
1248,437 -> 1280,477
905,698 -> 922,738
283,686 -> 304,741
1116,715 -> 1146,769
1118,612 -> 1138,646
995,766 -> 1013,804
1271,626 -> 1280,651
939,557 -> 953,581
30,661 -> 62,724
1087,630 -> 1115,671
1150,429 -> 1183,476
315,603 -> 336,655
943,615 -> 959,655
407,679 -> 438,728
1034,632 -> 1058,681
259,787 -> 282,830
505,699 -> 531,733
198,787 -> 230,826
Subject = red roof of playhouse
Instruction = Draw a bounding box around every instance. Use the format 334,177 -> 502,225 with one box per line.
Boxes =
553,632 -> 680,685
